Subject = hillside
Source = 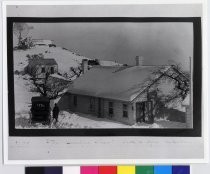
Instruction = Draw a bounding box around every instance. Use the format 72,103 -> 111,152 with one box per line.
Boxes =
13,45 -> 122,122
14,45 -> 89,74
13,45 -> 187,129
14,45 -> 121,77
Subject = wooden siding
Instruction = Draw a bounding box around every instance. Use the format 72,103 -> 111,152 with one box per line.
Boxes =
66,93 -> 136,125
27,64 -> 58,78
103,99 -> 136,125
68,94 -> 99,116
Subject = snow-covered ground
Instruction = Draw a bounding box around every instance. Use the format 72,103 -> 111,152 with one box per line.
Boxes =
14,45 -> 89,73
14,73 -> 186,129
14,45 -> 122,75
56,112 -> 187,128
14,72 -> 186,129
13,45 -> 187,129
14,74 -> 39,114
14,72 -> 187,129
15,110 -> 186,129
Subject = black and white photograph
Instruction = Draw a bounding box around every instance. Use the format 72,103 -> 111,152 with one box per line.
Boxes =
4,3 -> 202,138
8,18 -> 201,134
3,3 -> 205,163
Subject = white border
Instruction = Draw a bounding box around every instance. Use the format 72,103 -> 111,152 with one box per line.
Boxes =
1,0 -> 205,6
2,0 -> 208,165
202,0 -> 209,165
2,0 -> 9,166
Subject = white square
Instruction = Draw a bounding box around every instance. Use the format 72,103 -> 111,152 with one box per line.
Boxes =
63,166 -> 80,174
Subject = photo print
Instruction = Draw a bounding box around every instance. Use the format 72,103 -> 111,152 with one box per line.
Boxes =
7,17 -> 201,136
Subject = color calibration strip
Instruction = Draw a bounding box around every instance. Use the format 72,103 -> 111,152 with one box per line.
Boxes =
26,165 -> 190,174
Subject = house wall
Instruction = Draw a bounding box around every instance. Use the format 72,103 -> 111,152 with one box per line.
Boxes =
27,64 -> 58,78
134,93 -> 147,103
38,65 -> 58,74
57,93 -> 71,111
68,93 -> 99,117
64,82 -> 175,126
66,93 -> 136,125
64,93 -> 136,125
103,99 -> 136,125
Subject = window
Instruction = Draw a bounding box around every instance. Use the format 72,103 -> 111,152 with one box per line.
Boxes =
73,95 -> 77,107
41,67 -> 45,73
109,102 -> 114,116
123,104 -> 128,117
89,98 -> 95,112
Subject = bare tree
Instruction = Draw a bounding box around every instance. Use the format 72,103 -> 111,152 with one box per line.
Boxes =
152,64 -> 190,102
13,23 -> 33,48
136,64 -> 190,124
30,68 -> 69,100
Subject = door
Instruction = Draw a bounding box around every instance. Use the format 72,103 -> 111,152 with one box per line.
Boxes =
136,101 -> 153,122
136,102 -> 146,122
146,101 -> 154,123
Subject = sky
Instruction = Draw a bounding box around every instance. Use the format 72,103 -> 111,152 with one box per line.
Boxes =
14,22 -> 193,71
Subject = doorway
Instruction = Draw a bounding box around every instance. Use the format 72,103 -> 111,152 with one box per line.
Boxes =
136,101 -> 153,123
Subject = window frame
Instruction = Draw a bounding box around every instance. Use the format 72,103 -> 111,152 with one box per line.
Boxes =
123,103 -> 128,118
108,101 -> 114,116
73,95 -> 77,107
89,97 -> 95,112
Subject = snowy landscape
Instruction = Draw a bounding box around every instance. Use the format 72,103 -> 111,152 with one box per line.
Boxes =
5,5 -> 204,164
13,44 -> 188,129
12,22 -> 191,129
14,45 -> 131,129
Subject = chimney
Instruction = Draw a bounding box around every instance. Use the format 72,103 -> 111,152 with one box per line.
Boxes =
82,59 -> 88,74
135,56 -> 144,66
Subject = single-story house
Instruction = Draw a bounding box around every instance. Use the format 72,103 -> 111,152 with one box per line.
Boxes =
59,57 -> 189,125
26,58 -> 58,78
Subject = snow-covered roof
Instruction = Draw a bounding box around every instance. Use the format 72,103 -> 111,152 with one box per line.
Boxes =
28,58 -> 58,66
67,65 -> 171,101
32,39 -> 53,45
50,74 -> 69,81
99,60 -> 122,66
